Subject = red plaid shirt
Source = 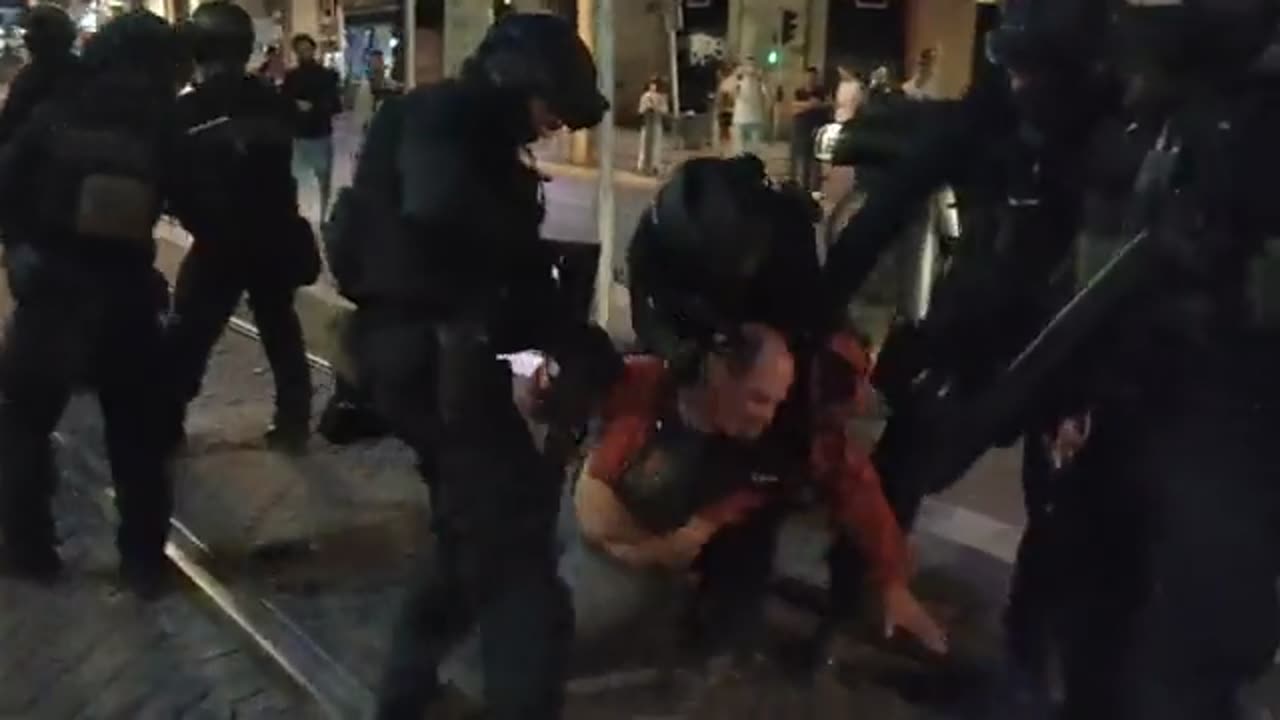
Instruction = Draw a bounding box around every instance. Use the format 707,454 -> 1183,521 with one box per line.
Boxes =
586,334 -> 909,590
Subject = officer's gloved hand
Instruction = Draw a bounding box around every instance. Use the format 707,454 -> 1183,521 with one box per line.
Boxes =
4,243 -> 43,302
871,320 -> 929,410
535,324 -> 623,434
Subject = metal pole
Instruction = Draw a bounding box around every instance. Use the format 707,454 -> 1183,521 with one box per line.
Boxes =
403,0 -> 416,87
664,1 -> 681,119
592,0 -> 616,328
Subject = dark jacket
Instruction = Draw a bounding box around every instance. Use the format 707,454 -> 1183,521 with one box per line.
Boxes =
175,72 -> 299,249
0,54 -> 82,146
281,61 -> 341,139
0,69 -> 186,268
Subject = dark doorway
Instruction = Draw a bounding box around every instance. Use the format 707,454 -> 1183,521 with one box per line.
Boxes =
825,0 -> 906,85
970,2 -> 1001,90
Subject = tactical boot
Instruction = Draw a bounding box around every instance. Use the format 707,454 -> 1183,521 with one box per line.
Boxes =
317,396 -> 389,445
265,423 -> 309,456
0,542 -> 63,584
118,554 -> 178,601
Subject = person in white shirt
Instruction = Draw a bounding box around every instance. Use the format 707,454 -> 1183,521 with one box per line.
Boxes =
636,77 -> 669,175
902,48 -> 942,100
833,63 -> 864,123
730,59 -> 767,157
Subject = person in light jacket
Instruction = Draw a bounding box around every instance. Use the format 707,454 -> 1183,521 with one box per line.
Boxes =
636,77 -> 669,175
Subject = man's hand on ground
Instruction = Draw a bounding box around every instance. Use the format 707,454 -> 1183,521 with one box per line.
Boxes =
882,583 -> 949,655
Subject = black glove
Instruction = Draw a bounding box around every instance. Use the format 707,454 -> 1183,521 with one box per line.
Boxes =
538,324 -> 624,433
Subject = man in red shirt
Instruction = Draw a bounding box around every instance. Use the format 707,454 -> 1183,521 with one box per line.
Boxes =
563,322 -> 946,658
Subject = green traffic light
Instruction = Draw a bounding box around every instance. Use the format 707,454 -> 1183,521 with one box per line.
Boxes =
767,49 -> 779,65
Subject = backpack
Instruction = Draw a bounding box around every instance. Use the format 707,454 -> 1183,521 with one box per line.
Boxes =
38,114 -> 163,248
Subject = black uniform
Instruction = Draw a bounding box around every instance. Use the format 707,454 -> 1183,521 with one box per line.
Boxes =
325,13 -> 615,719
0,11 -> 188,592
168,1 -> 316,452
822,0 -> 1120,702
0,6 -> 81,146
1045,4 -> 1280,715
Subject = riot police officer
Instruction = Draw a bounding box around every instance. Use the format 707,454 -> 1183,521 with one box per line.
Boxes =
821,0 -> 1120,705
1044,2 -> 1280,717
0,5 -> 81,145
167,0 -> 316,454
324,12 -> 618,719
0,10 -> 187,595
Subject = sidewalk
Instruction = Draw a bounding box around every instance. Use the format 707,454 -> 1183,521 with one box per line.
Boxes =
530,125 -> 792,186
0,419 -> 308,718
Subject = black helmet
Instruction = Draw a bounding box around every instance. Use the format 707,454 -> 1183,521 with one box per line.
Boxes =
648,156 -> 809,286
21,4 -> 76,59
986,0 -> 1111,73
183,0 -> 255,68
463,12 -> 609,131
1114,0 -> 1280,74
81,10 -> 183,83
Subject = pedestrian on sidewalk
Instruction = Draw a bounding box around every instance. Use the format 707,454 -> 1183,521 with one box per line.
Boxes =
789,66 -> 830,192
902,48 -> 942,100
714,62 -> 736,152
282,33 -> 341,221
256,45 -> 285,88
636,76 -> 669,175
730,58 -> 767,157
833,62 -> 864,124
353,49 -> 401,135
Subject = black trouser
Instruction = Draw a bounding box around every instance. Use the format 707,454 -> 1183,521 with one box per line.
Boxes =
0,263 -> 172,566
1054,400 -> 1280,720
167,245 -> 311,431
790,129 -> 819,193
871,409 -> 931,529
317,373 -> 388,445
366,320 -> 569,720
1004,428 -> 1059,689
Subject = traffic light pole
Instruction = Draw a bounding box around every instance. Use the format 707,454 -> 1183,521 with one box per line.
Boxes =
403,0 -> 416,87
592,0 -> 617,331
663,0 -> 681,119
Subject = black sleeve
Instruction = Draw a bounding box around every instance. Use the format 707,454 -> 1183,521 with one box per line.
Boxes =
0,67 -> 38,146
821,80 -> 1016,322
0,105 -> 51,245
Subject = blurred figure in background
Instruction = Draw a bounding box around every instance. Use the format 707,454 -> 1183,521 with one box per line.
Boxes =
790,65 -> 830,192
256,44 -> 285,87
636,76 -> 669,175
903,48 -> 941,100
865,65 -> 898,105
353,49 -> 402,135
282,33 -> 341,221
0,5 -> 80,145
833,62 -> 863,123
731,58 -> 767,157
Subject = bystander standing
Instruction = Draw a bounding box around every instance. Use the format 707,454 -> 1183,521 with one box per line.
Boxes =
636,76 -> 669,175
282,33 -> 342,221
790,66 -> 830,191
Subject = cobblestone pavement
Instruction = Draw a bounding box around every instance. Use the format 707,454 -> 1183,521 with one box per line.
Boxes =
0,430 -> 312,720
53,324 -> 1020,718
